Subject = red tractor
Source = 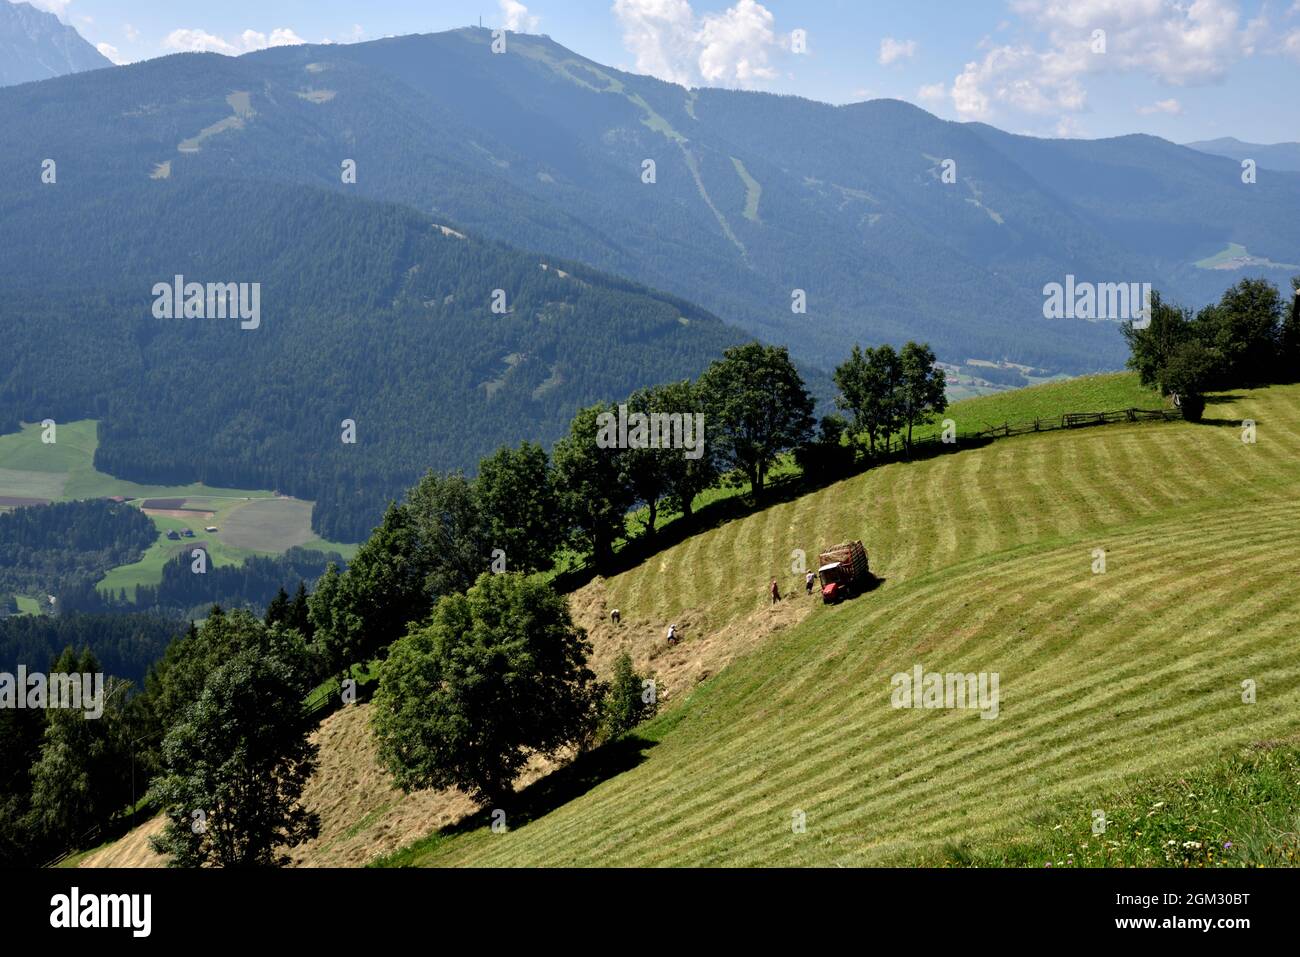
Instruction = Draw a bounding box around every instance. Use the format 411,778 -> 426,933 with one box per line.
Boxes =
818,540 -> 869,604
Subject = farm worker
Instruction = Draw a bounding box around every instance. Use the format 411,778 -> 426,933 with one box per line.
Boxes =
770,579 -> 781,604
611,608 -> 621,625
805,570 -> 815,595
666,623 -> 677,644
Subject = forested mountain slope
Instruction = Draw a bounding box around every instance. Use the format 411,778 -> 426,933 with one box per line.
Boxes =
6,29 -> 1297,379
0,175 -> 743,540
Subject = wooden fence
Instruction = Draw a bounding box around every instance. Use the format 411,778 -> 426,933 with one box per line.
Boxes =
885,406 -> 1182,453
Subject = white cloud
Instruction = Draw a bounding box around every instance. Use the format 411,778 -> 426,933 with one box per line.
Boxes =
879,37 -> 917,65
28,0 -> 71,19
500,0 -> 541,32
240,28 -> 307,50
163,29 -> 239,55
917,81 -> 948,104
613,0 -> 698,86
1284,29 -> 1300,60
1010,0 -> 1259,86
124,23 -> 140,43
96,42 -> 126,65
1137,97 -> 1182,115
946,0 -> 1263,130
697,0 -> 778,84
1055,114 -> 1088,138
163,27 -> 306,56
951,44 -> 1086,120
613,0 -> 781,89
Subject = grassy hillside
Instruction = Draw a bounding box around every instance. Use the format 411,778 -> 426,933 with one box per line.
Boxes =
379,374 -> 1300,866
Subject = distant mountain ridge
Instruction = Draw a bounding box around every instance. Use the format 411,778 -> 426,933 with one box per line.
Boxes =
4,28 -> 1297,375
0,1 -> 110,87
1184,137 -> 1300,173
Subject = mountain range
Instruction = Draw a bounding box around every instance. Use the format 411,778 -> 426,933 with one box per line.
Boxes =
0,1 -> 110,87
2,26 -> 1298,538
1184,137 -> 1300,173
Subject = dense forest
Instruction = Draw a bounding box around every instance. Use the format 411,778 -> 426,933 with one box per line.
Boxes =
0,499 -> 155,603
0,611 -> 183,687
0,176 -> 750,541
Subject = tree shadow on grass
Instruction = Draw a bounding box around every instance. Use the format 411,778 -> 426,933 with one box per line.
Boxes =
1195,394 -> 1256,427
440,734 -> 658,838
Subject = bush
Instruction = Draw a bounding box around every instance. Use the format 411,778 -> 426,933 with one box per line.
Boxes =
598,652 -> 657,741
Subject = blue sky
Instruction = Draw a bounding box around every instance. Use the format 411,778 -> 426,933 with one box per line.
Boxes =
34,0 -> 1300,143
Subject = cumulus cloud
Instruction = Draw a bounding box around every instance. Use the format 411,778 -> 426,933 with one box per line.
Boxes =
879,37 -> 917,65
1285,29 -> 1300,60
163,27 -> 306,56
124,23 -> 140,43
1010,0 -> 1259,85
240,28 -> 307,50
500,0 -> 541,33
613,0 -> 782,89
1055,114 -> 1088,138
951,44 -> 1086,120
697,0 -> 778,83
1137,97 -> 1182,115
946,0 -> 1264,128
916,81 -> 948,104
163,29 -> 239,54
96,42 -> 126,65
27,0 -> 71,18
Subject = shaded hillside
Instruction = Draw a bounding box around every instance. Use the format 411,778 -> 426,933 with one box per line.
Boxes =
0,177 -> 745,540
